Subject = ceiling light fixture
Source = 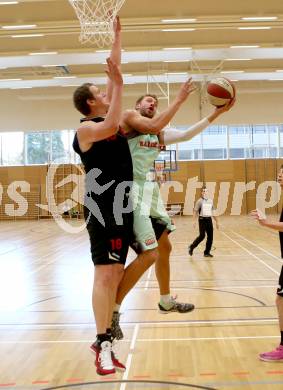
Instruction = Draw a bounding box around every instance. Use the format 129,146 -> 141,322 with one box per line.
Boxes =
2,24 -> 37,29
163,60 -> 187,63
0,1 -> 18,4
165,72 -> 187,75
42,64 -> 67,67
11,34 -> 44,38
29,52 -> 58,55
226,58 -> 252,61
163,47 -> 192,50
241,17 -> 277,21
11,86 -> 32,89
53,76 -> 77,79
162,18 -> 196,23
162,28 -> 195,32
221,71 -> 245,74
0,78 -> 22,81
230,45 -> 260,48
238,27 -> 271,30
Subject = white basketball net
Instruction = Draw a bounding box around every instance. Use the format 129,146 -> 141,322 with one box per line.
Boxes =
69,0 -> 126,47
190,58 -> 224,107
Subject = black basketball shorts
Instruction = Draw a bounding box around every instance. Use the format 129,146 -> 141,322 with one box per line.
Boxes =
277,265 -> 283,297
84,206 -> 133,266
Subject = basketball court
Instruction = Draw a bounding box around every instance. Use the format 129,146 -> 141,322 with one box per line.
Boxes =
1,1 -> 283,389
1,217 -> 283,389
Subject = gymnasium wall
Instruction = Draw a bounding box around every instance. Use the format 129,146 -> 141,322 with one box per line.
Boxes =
167,159 -> 283,215
0,81 -> 283,131
1,159 -> 282,220
1,80 -> 283,219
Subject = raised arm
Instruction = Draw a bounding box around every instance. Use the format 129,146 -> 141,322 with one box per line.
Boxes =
122,78 -> 196,135
251,210 -> 283,232
78,58 -> 123,144
105,16 -> 121,102
159,98 -> 235,145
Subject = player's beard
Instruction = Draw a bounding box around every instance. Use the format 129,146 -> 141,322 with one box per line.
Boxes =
140,107 -> 154,118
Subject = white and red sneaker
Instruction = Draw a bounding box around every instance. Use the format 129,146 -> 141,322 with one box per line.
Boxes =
90,340 -> 126,372
111,340 -> 126,371
91,340 -> 115,376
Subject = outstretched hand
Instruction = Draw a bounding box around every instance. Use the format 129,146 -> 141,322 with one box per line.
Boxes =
113,15 -> 121,35
250,209 -> 267,226
214,97 -> 236,115
207,97 -> 236,122
177,77 -> 197,103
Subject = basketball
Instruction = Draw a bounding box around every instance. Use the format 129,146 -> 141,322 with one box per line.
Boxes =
207,77 -> 235,107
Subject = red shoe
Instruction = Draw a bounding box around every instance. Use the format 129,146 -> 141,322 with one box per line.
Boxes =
90,340 -> 125,372
111,340 -> 126,371
91,340 -> 115,376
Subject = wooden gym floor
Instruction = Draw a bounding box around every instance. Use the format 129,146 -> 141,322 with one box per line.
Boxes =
0,216 -> 283,390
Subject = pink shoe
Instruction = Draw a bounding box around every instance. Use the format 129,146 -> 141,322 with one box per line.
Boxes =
259,345 -> 283,361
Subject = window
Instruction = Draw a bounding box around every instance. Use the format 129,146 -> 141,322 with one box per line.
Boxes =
0,125 -> 282,165
228,125 -> 250,159
1,132 -> 24,166
229,148 -> 245,159
203,125 -> 227,160
51,130 -> 77,163
176,129 -> 203,160
203,148 -> 227,159
26,132 -> 51,165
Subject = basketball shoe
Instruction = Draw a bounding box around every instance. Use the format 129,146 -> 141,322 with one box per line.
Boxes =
259,345 -> 283,361
90,340 -> 115,375
111,311 -> 124,340
158,295 -> 195,313
90,339 -> 125,372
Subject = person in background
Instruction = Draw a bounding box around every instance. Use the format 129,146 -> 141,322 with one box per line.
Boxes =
188,187 -> 219,258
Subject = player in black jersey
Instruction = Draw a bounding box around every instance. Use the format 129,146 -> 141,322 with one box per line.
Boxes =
72,17 -> 157,375
72,17 -> 127,376
252,165 -> 283,362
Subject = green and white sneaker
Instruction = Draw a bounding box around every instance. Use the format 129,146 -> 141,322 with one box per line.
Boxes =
158,296 -> 195,314
111,311 -> 124,340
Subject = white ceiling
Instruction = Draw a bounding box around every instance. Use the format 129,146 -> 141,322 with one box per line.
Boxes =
0,0 -> 283,89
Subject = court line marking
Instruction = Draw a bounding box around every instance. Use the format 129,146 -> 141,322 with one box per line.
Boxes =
23,304 -> 277,314
0,318 -> 278,329
119,264 -> 151,390
232,230 -> 283,262
171,254 -> 246,257
204,379 -> 283,387
120,323 -> 139,390
0,335 -> 279,345
14,285 -> 277,295
221,231 -> 280,276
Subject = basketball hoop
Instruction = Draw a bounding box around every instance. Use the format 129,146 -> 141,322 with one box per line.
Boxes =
190,58 -> 224,107
69,0 -> 126,47
154,160 -> 166,184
